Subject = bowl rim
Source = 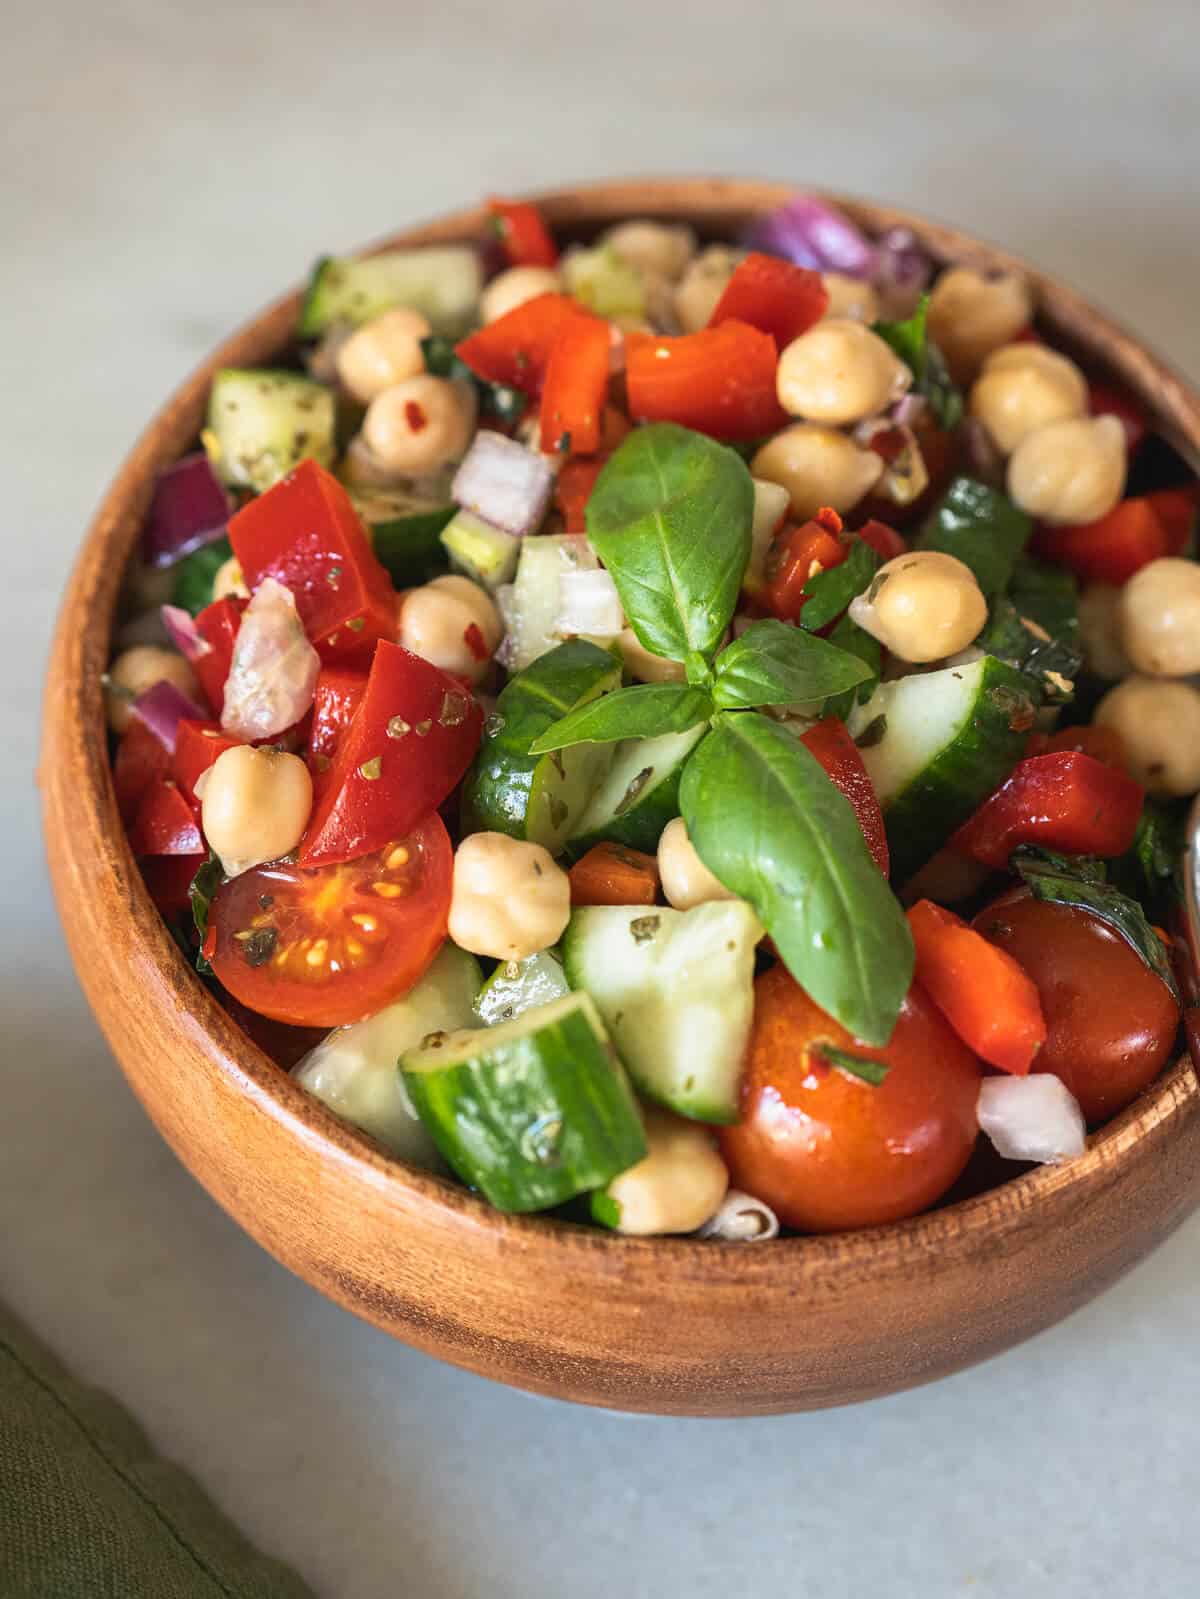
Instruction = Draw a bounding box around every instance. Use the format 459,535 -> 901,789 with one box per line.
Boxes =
45,175 -> 1200,1281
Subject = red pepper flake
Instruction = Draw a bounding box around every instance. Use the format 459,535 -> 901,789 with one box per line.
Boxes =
464,623 -> 489,662
405,401 -> 428,433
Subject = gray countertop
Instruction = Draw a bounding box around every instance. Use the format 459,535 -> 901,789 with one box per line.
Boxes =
6,4 -> 1200,1594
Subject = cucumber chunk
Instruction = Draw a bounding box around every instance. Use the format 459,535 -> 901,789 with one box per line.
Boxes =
562,900 -> 763,1124
848,654 -> 1035,884
440,510 -> 520,590
291,944 -> 481,1166
507,534 -> 601,672
568,726 -> 705,856
299,247 -> 483,338
401,992 -> 647,1212
462,639 -> 621,853
474,950 -> 570,1026
206,368 -> 335,494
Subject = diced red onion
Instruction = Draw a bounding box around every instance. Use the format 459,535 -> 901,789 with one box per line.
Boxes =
697,1190 -> 780,1241
451,432 -> 554,538
961,417 -> 1006,485
890,392 -> 930,429
743,194 -> 878,278
557,569 -> 624,638
874,225 -> 932,316
977,1075 -> 1087,1164
220,577 -> 320,741
130,678 -> 207,753
142,453 -> 232,568
161,604 -> 214,664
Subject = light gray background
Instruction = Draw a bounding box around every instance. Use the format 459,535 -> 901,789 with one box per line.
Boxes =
7,4 -> 1200,1595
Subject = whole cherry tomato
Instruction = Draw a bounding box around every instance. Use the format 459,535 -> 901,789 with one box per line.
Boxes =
972,890 -> 1179,1123
720,967 -> 981,1232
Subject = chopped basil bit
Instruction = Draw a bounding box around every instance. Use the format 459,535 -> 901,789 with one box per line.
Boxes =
816,1045 -> 889,1085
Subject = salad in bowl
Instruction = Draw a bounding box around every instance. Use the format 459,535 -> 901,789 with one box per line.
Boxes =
103,189 -> 1199,1244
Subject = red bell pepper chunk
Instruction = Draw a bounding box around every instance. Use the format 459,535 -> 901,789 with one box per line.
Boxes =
455,293 -> 582,394
799,716 -> 889,876
539,310 -> 610,455
625,321 -> 789,443
307,665 -> 368,768
908,899 -> 1046,1074
1146,485 -> 1199,555
554,456 -> 608,533
113,718 -> 172,824
228,460 -> 396,664
1088,381 -> 1148,454
949,750 -> 1144,869
1032,489 -> 1197,587
708,253 -> 828,348
191,596 -> 246,714
762,508 -> 846,623
298,640 -> 484,867
856,518 -> 908,563
173,718 -> 241,805
1025,723 -> 1127,772
128,778 -> 204,857
140,854 -> 205,918
487,196 -> 558,269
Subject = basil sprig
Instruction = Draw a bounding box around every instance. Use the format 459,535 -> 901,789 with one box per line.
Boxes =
873,294 -> 963,430
528,683 -> 714,752
681,714 -> 914,1045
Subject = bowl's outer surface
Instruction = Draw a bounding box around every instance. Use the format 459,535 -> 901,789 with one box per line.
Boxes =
41,178 -> 1200,1415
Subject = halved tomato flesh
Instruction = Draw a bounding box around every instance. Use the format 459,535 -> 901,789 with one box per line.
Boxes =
207,814 -> 452,1027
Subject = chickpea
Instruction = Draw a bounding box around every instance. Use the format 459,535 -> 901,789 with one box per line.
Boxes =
105,645 -> 199,734
750,424 -> 883,521
968,344 -> 1088,455
1007,414 -> 1126,525
848,550 -> 987,664
776,320 -> 911,426
821,272 -> 880,323
1119,557 -> 1200,677
926,266 -> 1034,382
603,220 -> 697,281
399,574 -> 503,685
657,817 -> 736,911
601,1107 -> 729,1236
616,628 -> 686,686
335,308 -> 432,405
1077,584 -> 1133,680
361,375 -> 477,479
1095,676 -> 1200,795
674,246 -> 740,334
212,554 -> 249,601
448,832 -> 570,962
480,265 -> 562,325
200,745 -> 313,877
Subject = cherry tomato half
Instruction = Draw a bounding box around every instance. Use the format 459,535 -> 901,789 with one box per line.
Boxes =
208,814 -> 452,1027
972,890 -> 1180,1124
720,968 -> 981,1232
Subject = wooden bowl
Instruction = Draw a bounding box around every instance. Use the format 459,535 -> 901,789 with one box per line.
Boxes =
41,178 -> 1200,1416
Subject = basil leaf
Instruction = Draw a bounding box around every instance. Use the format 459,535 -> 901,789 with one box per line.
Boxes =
586,423 -> 754,662
712,619 -> 873,711
1011,847 -> 1180,1001
1008,554 -> 1080,640
527,683 -> 713,753
1111,802 -> 1186,927
370,507 -> 457,586
680,712 -> 914,1044
170,537 -> 233,615
916,477 -> 1032,598
798,536 -> 879,633
189,850 -> 223,975
873,294 -> 963,430
820,615 -> 882,722
974,597 -> 1082,705
816,1045 -> 890,1086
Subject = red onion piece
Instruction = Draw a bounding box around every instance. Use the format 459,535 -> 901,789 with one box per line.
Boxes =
451,432 -> 554,538
874,225 -> 932,305
961,417 -> 1006,485
978,1075 -> 1086,1164
220,577 -> 320,742
142,453 -> 233,569
743,194 -> 878,278
130,678 -> 207,753
161,604 -> 214,663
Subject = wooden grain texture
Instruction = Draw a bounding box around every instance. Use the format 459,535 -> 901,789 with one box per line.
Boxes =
40,178 -> 1200,1416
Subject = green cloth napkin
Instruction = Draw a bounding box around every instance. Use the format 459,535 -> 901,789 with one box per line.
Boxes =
0,1301 -> 315,1598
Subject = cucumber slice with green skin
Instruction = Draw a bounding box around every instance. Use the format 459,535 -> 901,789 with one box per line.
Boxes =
561,900 -> 764,1124
474,950 -> 571,1026
567,726 -> 706,856
401,992 -> 647,1213
291,944 -> 481,1167
461,640 -> 621,853
206,369 -> 336,494
848,654 -> 1036,885
440,510 -> 520,590
298,247 -> 483,338
507,534 -> 601,672
348,487 -> 456,586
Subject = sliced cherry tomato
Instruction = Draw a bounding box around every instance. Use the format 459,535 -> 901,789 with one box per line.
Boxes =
113,718 -> 172,823
625,321 -> 789,442
720,968 -> 981,1231
486,196 -> 558,269
539,310 -> 610,455
173,718 -> 240,805
1146,484 -> 1199,555
128,778 -> 203,857
192,596 -> 246,714
949,750 -> 1143,869
855,518 -> 908,563
307,666 -> 368,769
228,460 -> 396,663
973,889 -> 1179,1123
208,817 -> 453,1028
762,508 -> 846,622
140,853 -> 204,918
299,641 -> 483,868
1088,381 -> 1148,454
554,456 -> 608,533
455,293 -> 582,394
799,716 -> 889,876
1025,723 -> 1127,771
708,253 -> 828,347
1031,489 -> 1196,586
